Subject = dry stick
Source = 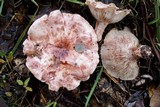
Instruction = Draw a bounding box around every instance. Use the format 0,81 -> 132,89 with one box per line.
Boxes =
140,1 -> 154,72
141,0 -> 160,62
104,71 -> 130,95
141,0 -> 149,41
106,92 -> 124,107
140,1 -> 160,62
20,90 -> 28,105
4,15 -> 15,31
146,25 -> 160,63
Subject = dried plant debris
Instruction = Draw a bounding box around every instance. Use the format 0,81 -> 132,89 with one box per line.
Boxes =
97,78 -> 127,106
150,85 -> 160,107
124,91 -> 145,107
23,10 -> 99,91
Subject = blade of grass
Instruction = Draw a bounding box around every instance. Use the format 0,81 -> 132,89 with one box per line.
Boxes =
85,67 -> 103,107
134,0 -> 139,8
154,0 -> 160,42
53,101 -> 57,107
148,17 -> 160,25
11,0 -> 39,54
45,101 -> 57,107
0,51 -> 6,57
4,55 -> 13,71
66,0 -> 85,5
129,0 -> 139,8
156,43 -> 160,51
0,0 -> 4,16
0,64 -> 6,74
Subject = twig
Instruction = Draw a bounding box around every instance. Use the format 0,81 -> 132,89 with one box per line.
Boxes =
146,25 -> 160,63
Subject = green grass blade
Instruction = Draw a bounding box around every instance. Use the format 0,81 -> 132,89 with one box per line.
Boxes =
53,101 -> 57,107
45,101 -> 57,107
66,0 -> 85,5
129,0 -> 139,8
148,17 -> 160,25
31,0 -> 39,7
0,0 -> 4,16
85,67 -> 103,107
11,23 -> 29,54
11,0 -> 39,54
135,0 -> 139,7
154,0 -> 160,42
0,64 -> 6,74
0,51 -> 6,57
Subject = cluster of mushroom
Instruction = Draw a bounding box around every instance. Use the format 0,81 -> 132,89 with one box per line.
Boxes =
23,0 -> 152,91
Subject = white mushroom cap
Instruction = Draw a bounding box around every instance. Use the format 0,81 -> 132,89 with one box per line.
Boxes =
23,10 -> 99,91
86,0 -> 131,41
101,27 -> 140,80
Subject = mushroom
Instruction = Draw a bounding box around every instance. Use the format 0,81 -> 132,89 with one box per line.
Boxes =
85,0 -> 131,41
23,10 -> 99,91
100,27 -> 152,80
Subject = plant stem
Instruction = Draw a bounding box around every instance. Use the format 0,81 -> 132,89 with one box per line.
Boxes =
85,67 -> 103,107
154,0 -> 160,42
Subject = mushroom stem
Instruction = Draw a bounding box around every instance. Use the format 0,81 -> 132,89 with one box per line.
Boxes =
133,45 -> 152,58
95,21 -> 108,41
133,46 -> 142,58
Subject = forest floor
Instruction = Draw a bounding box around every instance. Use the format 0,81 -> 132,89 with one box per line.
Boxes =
0,0 -> 160,107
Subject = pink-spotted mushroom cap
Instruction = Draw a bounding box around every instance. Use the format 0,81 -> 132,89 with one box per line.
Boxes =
23,10 -> 99,91
101,27 -> 152,80
85,0 -> 131,41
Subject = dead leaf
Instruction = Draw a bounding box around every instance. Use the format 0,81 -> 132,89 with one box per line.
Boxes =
40,93 -> 47,106
150,85 -> 160,107
124,91 -> 145,107
0,58 -> 5,64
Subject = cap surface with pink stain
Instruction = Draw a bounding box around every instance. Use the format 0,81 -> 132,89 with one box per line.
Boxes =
101,27 -> 142,80
86,0 -> 131,41
23,10 -> 99,91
